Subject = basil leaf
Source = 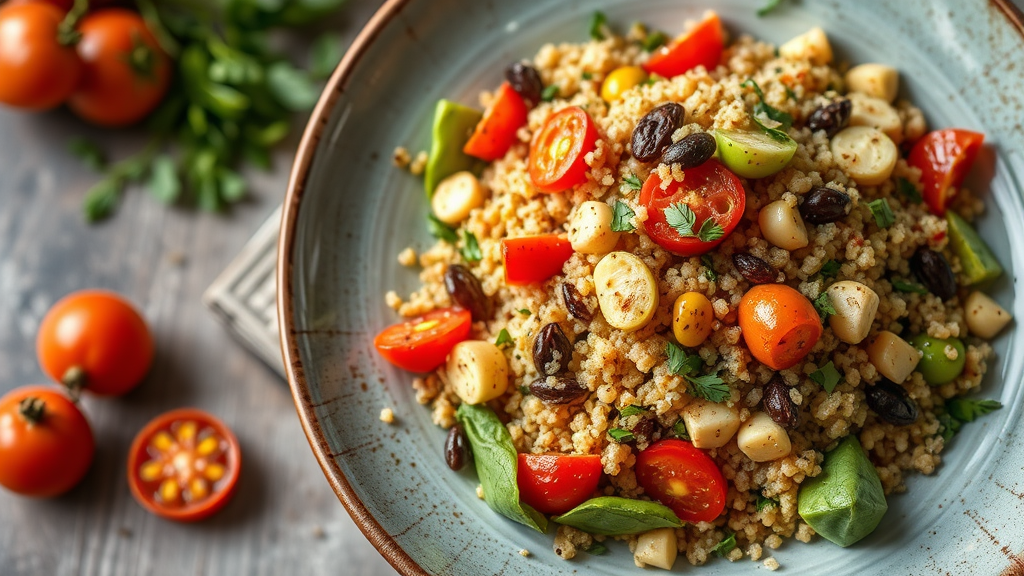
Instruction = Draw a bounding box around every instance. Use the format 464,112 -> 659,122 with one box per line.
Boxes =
814,292 -> 836,321
148,155 -> 181,203
456,404 -> 547,533
891,279 -> 928,295
553,496 -> 682,536
641,31 -> 667,52
757,0 -> 784,16
673,419 -> 690,440
946,398 -> 1002,423
756,492 -> 778,512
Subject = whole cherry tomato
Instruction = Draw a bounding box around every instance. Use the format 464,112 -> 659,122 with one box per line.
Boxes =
643,11 -> 724,78
68,8 -> 171,126
738,284 -> 822,370
640,159 -> 746,257
127,408 -> 241,522
501,234 -> 574,285
374,307 -> 472,372
636,439 -> 726,523
517,453 -> 602,515
463,82 -> 529,162
36,290 -> 154,396
907,129 -> 984,216
0,2 -> 83,110
528,106 -> 599,192
0,385 -> 95,497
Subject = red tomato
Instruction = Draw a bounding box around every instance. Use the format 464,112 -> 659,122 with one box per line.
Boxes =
0,385 -> 95,497
643,11 -> 724,78
127,408 -> 241,522
0,2 -> 83,110
374,307 -> 472,372
68,9 -> 172,126
738,284 -> 822,370
501,234 -> 574,286
639,159 -> 746,257
635,439 -> 726,523
517,453 -> 602,515
908,129 -> 984,215
528,106 -> 599,192
36,290 -> 154,397
463,82 -> 529,162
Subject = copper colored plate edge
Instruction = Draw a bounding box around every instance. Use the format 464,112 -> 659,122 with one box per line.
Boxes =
276,0 -> 430,575
991,0 -> 1024,37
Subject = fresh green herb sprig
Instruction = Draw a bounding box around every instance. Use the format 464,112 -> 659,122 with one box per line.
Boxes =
810,361 -> 842,394
939,398 -> 1002,444
665,202 -> 724,242
666,342 -> 730,402
622,173 -> 643,191
741,78 -> 794,141
495,328 -> 514,347
611,201 -> 636,232
814,292 -> 836,321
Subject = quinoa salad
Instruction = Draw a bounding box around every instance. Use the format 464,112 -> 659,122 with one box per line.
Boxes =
373,9 -> 1011,570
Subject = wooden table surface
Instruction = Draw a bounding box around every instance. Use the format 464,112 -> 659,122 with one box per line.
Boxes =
0,1 -> 397,574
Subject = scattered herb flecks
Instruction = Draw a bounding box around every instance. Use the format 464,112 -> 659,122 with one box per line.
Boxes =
892,279 -> 928,295
757,0 -> 785,17
541,84 -> 559,102
814,292 -> 836,321
756,492 -> 779,512
619,405 -> 648,418
810,361 -> 842,394
428,214 -> 459,243
641,30 -> 668,52
608,427 -> 635,443
495,328 -> 514,347
867,198 -> 895,228
589,11 -> 608,40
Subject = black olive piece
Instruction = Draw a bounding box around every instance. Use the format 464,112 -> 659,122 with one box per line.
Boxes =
529,375 -> 588,405
562,283 -> 593,322
732,253 -> 777,284
910,249 -> 957,300
533,323 -> 573,376
763,376 -> 799,428
504,62 -> 544,105
660,132 -> 717,169
865,379 -> 919,426
800,186 -> 852,225
444,264 -> 492,321
444,424 -> 471,471
807,99 -> 852,138
631,103 -> 685,162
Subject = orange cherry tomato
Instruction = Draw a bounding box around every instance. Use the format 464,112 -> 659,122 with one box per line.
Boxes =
0,385 -> 95,498
463,82 -> 529,162
907,129 -> 984,216
68,8 -> 172,126
37,290 -> 154,396
374,307 -> 472,372
127,408 -> 241,522
639,159 -> 746,257
516,453 -> 602,515
501,234 -> 574,286
528,106 -> 599,193
0,2 -> 83,110
738,284 -> 822,370
643,11 -> 724,78
635,439 -> 726,523
6,0 -> 74,11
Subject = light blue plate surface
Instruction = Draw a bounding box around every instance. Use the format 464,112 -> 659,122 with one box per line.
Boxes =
279,1 -> 1024,574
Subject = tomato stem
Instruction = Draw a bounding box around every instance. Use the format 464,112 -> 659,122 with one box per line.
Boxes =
18,397 -> 47,424
56,0 -> 90,46
61,365 -> 88,402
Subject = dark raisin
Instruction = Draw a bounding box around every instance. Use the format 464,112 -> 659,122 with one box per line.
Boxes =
504,62 -> 544,106
732,253 -> 777,284
529,374 -> 588,405
800,186 -> 852,225
631,103 -> 685,162
562,283 -> 593,322
763,376 -> 799,428
444,424 -> 471,471
444,264 -> 491,321
533,323 -> 573,376
807,99 -> 852,137
865,379 -> 919,426
660,132 -> 717,169
910,249 -> 957,300
631,417 -> 655,442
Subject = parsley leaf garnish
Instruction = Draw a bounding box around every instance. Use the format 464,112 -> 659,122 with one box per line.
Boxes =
741,78 -> 794,131
665,202 -> 697,236
891,279 -> 928,295
666,342 -> 703,376
427,214 -> 459,243
757,0 -> 785,17
820,259 -> 841,278
517,308 -> 532,316
867,198 -> 895,228
581,71 -> 593,80
809,361 -> 842,394
641,30 -> 668,52
619,405 -> 648,418
937,412 -> 960,444
756,492 -> 779,512
589,11 -> 608,41
697,218 -> 725,242
495,328 -> 513,347
460,230 -> 482,262
702,254 -> 718,281
711,532 -> 737,557
623,173 -> 643,191
686,373 -> 730,403
898,178 -> 923,204
608,428 -> 635,442
673,419 -> 690,440
946,398 -> 1002,423
611,201 -> 637,232
814,292 -> 836,320
541,84 -> 559,102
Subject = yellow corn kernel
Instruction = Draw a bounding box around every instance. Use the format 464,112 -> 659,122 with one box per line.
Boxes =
188,478 -> 209,502
203,463 -> 227,482
139,461 -> 165,482
672,292 -> 715,348
175,421 -> 198,445
159,479 -> 180,503
196,435 -> 220,457
150,431 -> 175,453
601,66 -> 648,103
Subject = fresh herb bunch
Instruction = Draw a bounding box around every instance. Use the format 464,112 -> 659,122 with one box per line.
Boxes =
76,0 -> 346,222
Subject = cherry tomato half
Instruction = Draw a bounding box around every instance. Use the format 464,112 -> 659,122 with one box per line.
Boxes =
643,11 -> 724,78
738,284 -> 822,370
517,453 -> 602,515
374,307 -> 472,372
907,129 -> 984,216
69,9 -> 172,126
0,2 -> 83,110
463,82 -> 528,162
528,106 -> 599,193
640,159 -> 746,257
636,439 -> 726,523
501,234 -> 574,286
0,385 -> 95,498
127,408 -> 241,522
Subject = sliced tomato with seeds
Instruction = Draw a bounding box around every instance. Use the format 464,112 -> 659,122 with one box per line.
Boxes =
907,129 -> 984,215
528,106 -> 599,193
643,11 -> 724,78
517,453 -> 602,515
374,307 -> 472,372
636,439 -> 726,523
127,409 -> 240,522
502,234 -> 574,286
463,82 -> 529,162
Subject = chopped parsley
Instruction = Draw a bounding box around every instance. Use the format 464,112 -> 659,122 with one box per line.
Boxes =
757,0 -> 785,17
541,84 -> 559,102
666,342 -> 703,376
687,373 -> 730,403
702,254 -> 718,281
619,405 -> 648,418
519,385 -> 531,396
582,71 -> 593,80
784,85 -> 798,101
673,419 -> 690,440
814,292 -> 836,321
741,78 -> 794,131
665,202 -> 724,242
641,31 -> 668,52
589,11 -> 608,40
891,279 -> 928,295
460,230 -> 482,262
495,328 -> 514,347
623,173 -> 644,191
867,198 -> 895,228
756,492 -> 779,512
898,178 -> 923,204
517,308 -> 532,316
608,428 -> 635,443
585,542 -> 608,555
611,201 -> 636,232
427,214 -> 459,243
820,259 -> 841,278
937,412 -> 960,444
946,398 -> 1002,423
810,361 -> 842,394
711,532 -> 737,557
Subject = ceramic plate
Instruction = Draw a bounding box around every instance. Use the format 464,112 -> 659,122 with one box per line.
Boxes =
278,1 -> 1024,574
